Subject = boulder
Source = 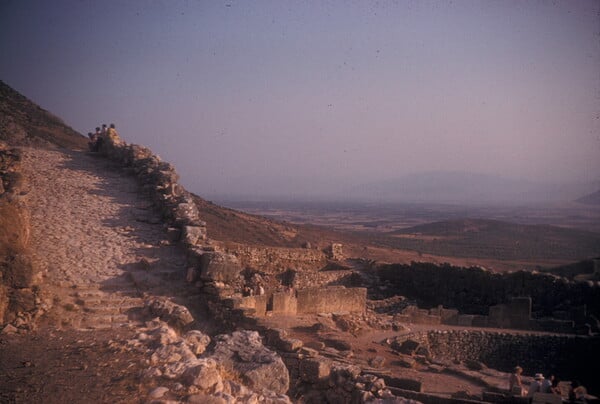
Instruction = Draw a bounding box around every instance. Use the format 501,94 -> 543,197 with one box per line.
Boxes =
146,297 -> 195,329
187,394 -> 227,404
212,330 -> 289,395
150,343 -> 196,365
184,330 -> 211,355
278,338 -> 303,353
369,356 -> 386,368
182,359 -> 222,392
148,386 -> 169,399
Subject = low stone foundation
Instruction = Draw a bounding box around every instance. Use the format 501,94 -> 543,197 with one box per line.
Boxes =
378,262 -> 600,333
229,245 -> 327,273
232,286 -> 367,317
392,329 -> 600,393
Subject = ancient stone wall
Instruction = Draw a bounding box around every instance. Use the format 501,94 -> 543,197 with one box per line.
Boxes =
261,327 -> 407,403
0,143 -> 39,328
392,329 -> 600,393
378,262 -> 600,318
232,286 -> 367,317
296,287 -> 366,315
227,244 -> 327,273
95,134 -> 369,325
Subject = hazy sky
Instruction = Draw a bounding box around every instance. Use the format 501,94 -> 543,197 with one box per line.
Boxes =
1,0 -> 599,199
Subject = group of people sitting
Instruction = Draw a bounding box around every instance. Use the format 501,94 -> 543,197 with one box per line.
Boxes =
509,366 -> 588,401
87,123 -> 119,152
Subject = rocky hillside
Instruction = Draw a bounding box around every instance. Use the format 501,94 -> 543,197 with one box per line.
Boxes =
0,80 -> 87,149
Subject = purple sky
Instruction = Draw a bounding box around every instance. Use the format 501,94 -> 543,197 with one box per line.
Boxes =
1,1 -> 599,200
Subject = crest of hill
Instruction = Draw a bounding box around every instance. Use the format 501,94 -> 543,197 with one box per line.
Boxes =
576,189 -> 600,205
0,80 -> 87,149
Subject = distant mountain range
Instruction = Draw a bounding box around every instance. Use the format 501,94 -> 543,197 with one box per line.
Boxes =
576,190 -> 600,205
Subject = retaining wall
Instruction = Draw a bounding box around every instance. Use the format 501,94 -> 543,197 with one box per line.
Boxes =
393,329 -> 600,394
233,286 -> 367,317
378,262 -> 600,317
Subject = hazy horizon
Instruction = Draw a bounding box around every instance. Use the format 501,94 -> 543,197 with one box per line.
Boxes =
1,1 -> 599,203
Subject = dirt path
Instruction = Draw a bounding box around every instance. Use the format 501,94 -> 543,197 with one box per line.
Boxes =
21,147 -> 201,330
1,148 -> 206,403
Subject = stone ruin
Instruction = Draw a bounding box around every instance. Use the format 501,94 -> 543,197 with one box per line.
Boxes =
72,131 -> 600,401
392,297 -> 577,334
0,142 -> 41,329
377,262 -> 600,334
89,130 -> 418,403
230,286 -> 367,318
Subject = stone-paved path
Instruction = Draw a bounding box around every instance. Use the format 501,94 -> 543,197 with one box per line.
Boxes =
21,147 -> 198,330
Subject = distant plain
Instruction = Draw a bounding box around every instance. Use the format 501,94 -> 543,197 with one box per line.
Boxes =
218,199 -> 600,271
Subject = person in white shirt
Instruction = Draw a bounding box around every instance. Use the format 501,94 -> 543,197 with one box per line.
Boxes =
528,373 -> 545,397
541,375 -> 554,393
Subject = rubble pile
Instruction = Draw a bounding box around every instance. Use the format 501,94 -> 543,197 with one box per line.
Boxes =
125,317 -> 292,403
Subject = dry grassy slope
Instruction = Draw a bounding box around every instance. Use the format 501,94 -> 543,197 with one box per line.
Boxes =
192,194 -> 382,253
0,80 -> 87,150
194,194 -> 323,247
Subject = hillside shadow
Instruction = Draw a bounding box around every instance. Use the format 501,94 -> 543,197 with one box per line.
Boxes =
57,150 -> 211,328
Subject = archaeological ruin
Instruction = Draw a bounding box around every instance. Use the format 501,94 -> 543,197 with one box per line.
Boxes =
2,121 -> 599,403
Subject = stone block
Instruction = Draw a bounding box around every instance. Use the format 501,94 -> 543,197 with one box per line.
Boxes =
472,315 -> 488,327
182,225 -> 206,246
411,312 -> 441,325
488,304 -> 509,328
300,358 -> 331,383
233,295 -> 268,317
271,291 -> 297,315
439,308 -> 459,324
457,315 -> 475,327
174,202 -> 200,225
278,338 -> 303,352
200,252 -> 241,283
296,287 -> 366,315
508,297 -> 532,329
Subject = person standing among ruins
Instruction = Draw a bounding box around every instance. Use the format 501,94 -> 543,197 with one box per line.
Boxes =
509,366 -> 526,396
527,373 -> 545,397
87,132 -> 96,151
569,381 -> 588,402
106,123 -> 120,142
541,375 -> 555,393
